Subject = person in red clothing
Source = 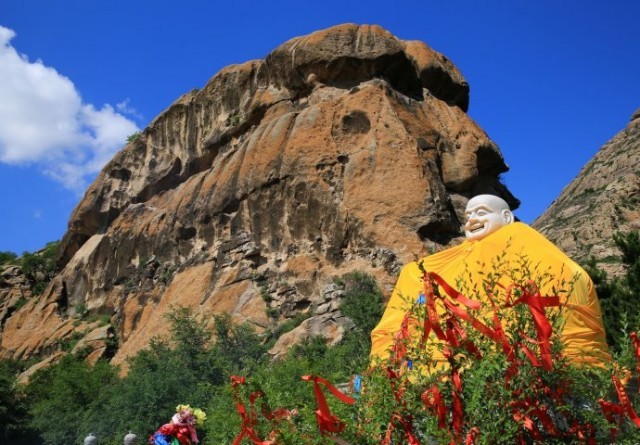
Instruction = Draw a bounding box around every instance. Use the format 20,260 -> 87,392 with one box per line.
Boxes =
150,404 -> 206,445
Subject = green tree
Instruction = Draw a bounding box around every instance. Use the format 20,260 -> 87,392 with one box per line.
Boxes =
92,307 -> 223,442
0,251 -> 17,266
126,132 -> 141,143
584,231 -> 640,351
0,359 -> 37,444
26,355 -> 119,445
212,313 -> 268,374
86,306 -> 268,444
337,272 -> 385,368
21,241 -> 59,294
202,273 -> 385,443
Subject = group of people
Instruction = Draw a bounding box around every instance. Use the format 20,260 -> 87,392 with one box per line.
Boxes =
150,405 -> 206,445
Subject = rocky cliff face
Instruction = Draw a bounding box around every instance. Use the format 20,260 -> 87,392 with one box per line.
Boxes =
534,109 -> 640,275
0,24 -> 517,373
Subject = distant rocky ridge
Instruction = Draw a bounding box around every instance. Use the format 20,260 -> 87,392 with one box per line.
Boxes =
534,109 -> 640,276
0,24 -> 517,376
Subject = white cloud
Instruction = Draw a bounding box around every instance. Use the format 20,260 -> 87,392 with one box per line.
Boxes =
116,98 -> 144,121
0,25 -> 140,193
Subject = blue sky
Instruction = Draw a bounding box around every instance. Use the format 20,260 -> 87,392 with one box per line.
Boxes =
1,1 -> 638,254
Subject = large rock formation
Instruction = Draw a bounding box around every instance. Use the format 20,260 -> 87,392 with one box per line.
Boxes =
534,109 -> 640,275
0,266 -> 31,331
0,24 -> 517,372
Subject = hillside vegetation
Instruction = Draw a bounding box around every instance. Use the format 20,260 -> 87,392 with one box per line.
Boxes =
2,244 -> 640,444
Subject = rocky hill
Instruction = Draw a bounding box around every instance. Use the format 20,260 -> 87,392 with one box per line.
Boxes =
533,109 -> 640,275
0,24 -> 517,376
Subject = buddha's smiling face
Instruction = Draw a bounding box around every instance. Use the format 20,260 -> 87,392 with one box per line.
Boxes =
464,195 -> 514,241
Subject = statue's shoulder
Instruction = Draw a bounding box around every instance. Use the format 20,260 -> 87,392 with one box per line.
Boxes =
399,259 -> 424,276
495,222 -> 553,247
501,223 -> 589,277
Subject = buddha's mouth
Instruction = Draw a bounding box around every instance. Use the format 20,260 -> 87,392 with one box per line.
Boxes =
467,222 -> 485,234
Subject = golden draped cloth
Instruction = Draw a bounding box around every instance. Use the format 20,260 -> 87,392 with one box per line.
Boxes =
370,222 -> 610,367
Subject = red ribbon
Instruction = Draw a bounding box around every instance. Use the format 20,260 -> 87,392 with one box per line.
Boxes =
382,414 -> 421,445
386,367 -> 408,404
230,375 -> 278,445
464,427 -> 480,445
422,273 -> 447,344
440,348 -> 465,443
503,281 -> 560,371
231,375 -> 247,387
428,272 -> 497,342
422,385 -> 447,429
511,397 -> 561,440
613,375 -> 640,427
599,397 -> 624,442
567,421 -> 596,445
393,312 -> 415,365
382,367 -> 423,444
302,375 -> 355,435
598,333 -> 640,441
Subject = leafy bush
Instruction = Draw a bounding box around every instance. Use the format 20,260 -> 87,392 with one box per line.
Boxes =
26,355 -> 119,445
0,251 -> 17,266
216,255 -> 640,444
20,241 -> 59,294
339,271 -> 385,334
126,132 -> 141,143
19,262 -> 640,444
584,231 -> 640,351
0,359 -> 36,444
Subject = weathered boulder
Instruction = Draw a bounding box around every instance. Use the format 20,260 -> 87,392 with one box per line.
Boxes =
0,265 -> 31,331
0,24 -> 517,371
268,313 -> 354,361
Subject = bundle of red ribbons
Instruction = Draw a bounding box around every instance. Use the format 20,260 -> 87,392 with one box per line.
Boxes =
230,270 -> 640,444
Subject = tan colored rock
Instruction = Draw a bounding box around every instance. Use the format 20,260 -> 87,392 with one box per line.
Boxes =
0,265 -> 31,330
268,313 -> 353,360
1,277 -> 72,360
18,351 -> 64,384
1,24 -> 517,371
71,323 -> 114,364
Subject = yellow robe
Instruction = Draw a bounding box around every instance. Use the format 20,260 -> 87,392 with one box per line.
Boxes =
370,223 -> 610,367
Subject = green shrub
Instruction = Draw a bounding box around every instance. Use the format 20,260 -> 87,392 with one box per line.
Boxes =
584,231 -> 640,351
20,241 -> 59,295
26,355 -> 119,445
0,359 -> 36,443
212,256 -> 640,444
0,251 -> 18,266
126,132 -> 141,143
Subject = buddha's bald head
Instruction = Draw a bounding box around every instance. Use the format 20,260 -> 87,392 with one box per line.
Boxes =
464,194 -> 514,241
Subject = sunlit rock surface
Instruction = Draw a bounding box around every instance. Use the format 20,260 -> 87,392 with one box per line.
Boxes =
0,24 -> 516,374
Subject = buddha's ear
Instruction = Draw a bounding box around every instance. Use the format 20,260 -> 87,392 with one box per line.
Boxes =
502,209 -> 514,225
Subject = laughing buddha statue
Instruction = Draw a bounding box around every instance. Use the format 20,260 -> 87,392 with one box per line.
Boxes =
370,194 -> 610,367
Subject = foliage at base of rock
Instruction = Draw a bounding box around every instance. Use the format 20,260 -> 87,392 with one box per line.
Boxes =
220,254 -> 640,444
19,241 -> 59,295
584,231 -> 640,350
1,273 -> 383,445
5,260 -> 640,444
